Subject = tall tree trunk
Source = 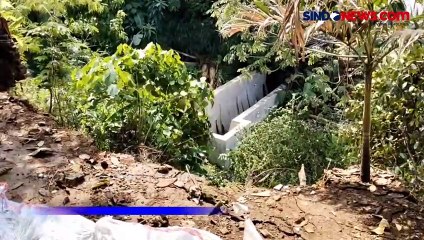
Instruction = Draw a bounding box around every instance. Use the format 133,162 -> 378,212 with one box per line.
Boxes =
0,17 -> 26,92
361,64 -> 372,182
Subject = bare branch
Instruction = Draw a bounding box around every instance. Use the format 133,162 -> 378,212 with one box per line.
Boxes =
305,47 -> 365,58
310,36 -> 367,63
372,45 -> 397,69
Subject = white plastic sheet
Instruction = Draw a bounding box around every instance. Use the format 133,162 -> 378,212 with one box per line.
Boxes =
0,184 -> 263,240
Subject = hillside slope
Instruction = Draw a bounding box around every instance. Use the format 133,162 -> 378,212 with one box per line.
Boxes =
0,92 -> 423,239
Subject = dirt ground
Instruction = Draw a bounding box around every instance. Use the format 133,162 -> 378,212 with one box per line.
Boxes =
1,92 -> 423,240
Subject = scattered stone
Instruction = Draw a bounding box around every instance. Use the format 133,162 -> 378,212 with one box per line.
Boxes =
71,163 -> 83,173
293,226 -> 301,234
156,178 -> 177,188
294,217 -> 309,227
27,128 -> 41,136
63,173 -> 85,187
181,220 -> 196,228
369,185 -> 377,192
38,121 -> 46,126
272,194 -> 282,202
219,227 -> 230,235
374,178 -> 391,186
238,222 -> 245,230
87,159 -> 97,165
173,180 -> 185,188
44,127 -> 53,135
310,190 -> 316,195
259,229 -> 271,238
38,173 -> 44,178
38,188 -> 50,197
273,184 -> 283,191
110,156 -> 120,166
157,165 -> 172,174
395,224 -> 404,233
51,190 -> 57,194
295,187 -> 302,194
101,161 -> 108,169
189,185 -> 201,198
54,137 -> 62,143
265,197 -> 275,206
28,147 -> 54,158
37,141 -> 45,147
237,196 -> 248,204
63,196 -> 70,205
78,154 -> 91,160
304,224 -> 315,233
251,190 -> 271,197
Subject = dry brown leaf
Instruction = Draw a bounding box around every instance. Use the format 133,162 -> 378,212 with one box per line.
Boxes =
371,218 -> 389,235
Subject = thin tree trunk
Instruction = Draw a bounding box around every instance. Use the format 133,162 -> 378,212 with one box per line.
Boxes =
361,64 -> 372,182
48,88 -> 53,114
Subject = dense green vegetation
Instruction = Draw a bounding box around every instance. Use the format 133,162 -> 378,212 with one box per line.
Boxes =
68,43 -> 212,163
212,0 -> 424,182
1,0 -> 423,197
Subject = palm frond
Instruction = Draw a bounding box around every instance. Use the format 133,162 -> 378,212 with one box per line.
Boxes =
387,29 -> 424,55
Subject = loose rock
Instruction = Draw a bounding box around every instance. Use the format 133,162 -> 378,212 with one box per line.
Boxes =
78,154 -> 91,160
156,178 -> 177,188
28,147 -> 54,158
157,165 -> 172,174
62,173 -> 85,187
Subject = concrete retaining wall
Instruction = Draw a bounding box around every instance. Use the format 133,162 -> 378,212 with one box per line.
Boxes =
206,73 -> 286,167
206,73 -> 267,135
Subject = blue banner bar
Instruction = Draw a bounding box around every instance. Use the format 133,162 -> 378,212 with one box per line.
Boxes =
33,206 -> 223,216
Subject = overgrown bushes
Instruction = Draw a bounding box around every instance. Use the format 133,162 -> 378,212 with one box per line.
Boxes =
223,108 -> 353,187
66,43 -> 212,164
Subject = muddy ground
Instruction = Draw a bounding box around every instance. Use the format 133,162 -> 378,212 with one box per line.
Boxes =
1,92 -> 423,240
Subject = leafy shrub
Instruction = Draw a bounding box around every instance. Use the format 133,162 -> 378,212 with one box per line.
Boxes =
343,45 -> 424,196
68,43 -> 212,164
225,108 -> 353,187
4,0 -> 128,119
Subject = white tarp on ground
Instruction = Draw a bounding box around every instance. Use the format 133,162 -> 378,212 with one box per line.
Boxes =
0,199 -> 263,240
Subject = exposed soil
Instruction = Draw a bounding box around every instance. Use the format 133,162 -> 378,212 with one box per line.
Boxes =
1,92 -> 423,240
